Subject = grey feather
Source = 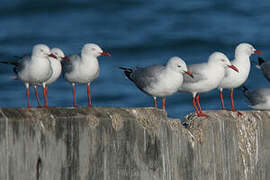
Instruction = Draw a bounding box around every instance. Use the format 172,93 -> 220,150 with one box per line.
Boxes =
129,65 -> 165,90
63,54 -> 80,74
183,63 -> 207,83
260,62 -> 270,81
244,88 -> 270,106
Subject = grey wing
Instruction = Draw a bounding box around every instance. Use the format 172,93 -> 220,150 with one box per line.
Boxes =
131,65 -> 165,89
261,62 -> 270,81
63,54 -> 80,73
246,89 -> 269,106
183,64 -> 207,83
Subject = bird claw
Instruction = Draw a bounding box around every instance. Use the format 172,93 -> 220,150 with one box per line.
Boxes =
197,112 -> 210,118
232,109 -> 243,116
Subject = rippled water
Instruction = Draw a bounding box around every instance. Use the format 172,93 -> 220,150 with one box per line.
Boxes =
0,0 -> 270,120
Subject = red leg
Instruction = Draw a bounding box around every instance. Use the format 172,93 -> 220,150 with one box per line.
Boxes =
26,86 -> 31,108
192,96 -> 200,115
43,86 -> 48,108
219,89 -> 226,110
230,88 -> 242,115
45,86 -> 48,97
195,94 -> 209,118
230,88 -> 235,111
72,83 -> 77,107
162,97 -> 166,110
153,97 -> 157,109
87,83 -> 92,107
196,94 -> 202,113
34,86 -> 42,108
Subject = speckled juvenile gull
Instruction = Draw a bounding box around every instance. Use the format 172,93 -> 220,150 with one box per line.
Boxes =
63,43 -> 110,107
178,52 -> 239,118
218,43 -> 261,114
120,56 -> 193,110
242,86 -> 270,110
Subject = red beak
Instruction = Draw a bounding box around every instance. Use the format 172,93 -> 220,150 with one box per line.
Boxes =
48,53 -> 57,59
228,65 -> 239,72
100,51 -> 111,56
254,49 -> 262,55
185,71 -> 193,78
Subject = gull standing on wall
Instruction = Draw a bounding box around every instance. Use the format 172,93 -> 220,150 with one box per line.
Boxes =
218,43 -> 261,114
120,56 -> 193,110
63,43 -> 111,107
42,48 -> 69,107
178,52 -> 239,118
0,44 -> 57,108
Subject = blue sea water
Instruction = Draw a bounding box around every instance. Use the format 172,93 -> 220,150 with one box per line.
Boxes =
0,0 -> 270,120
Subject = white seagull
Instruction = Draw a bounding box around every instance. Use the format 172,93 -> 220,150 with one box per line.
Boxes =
218,43 -> 261,114
120,56 -> 193,110
178,52 -> 239,118
63,43 -> 110,107
0,44 -> 57,108
43,48 -> 68,107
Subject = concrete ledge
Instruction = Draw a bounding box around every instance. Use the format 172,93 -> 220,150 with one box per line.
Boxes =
0,107 -> 269,180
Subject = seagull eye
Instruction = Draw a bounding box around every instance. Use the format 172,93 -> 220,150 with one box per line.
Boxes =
91,48 -> 96,51
177,65 -> 181,68
40,49 -> 44,52
221,59 -> 225,62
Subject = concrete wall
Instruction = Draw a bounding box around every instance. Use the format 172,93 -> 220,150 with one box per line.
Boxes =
0,107 -> 269,180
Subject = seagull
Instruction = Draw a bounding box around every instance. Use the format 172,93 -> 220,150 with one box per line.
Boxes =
242,86 -> 270,110
119,56 -> 193,110
43,48 -> 68,107
218,43 -> 261,114
257,57 -> 270,82
63,43 -> 110,107
0,44 -> 57,108
178,52 -> 239,118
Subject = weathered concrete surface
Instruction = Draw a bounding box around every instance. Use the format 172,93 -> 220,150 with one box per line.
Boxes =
0,107 -> 269,180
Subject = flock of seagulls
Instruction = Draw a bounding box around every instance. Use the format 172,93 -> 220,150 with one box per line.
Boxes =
1,43 -> 110,108
1,42 -> 269,118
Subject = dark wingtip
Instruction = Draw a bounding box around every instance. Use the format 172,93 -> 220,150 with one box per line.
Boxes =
242,86 -> 248,95
119,67 -> 128,71
258,57 -> 265,66
0,61 -> 18,66
119,67 -> 134,81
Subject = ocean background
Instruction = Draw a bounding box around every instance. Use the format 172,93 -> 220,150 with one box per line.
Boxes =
0,0 -> 270,121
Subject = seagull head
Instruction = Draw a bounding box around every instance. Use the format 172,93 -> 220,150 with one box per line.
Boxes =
32,44 -> 57,59
167,56 -> 193,78
82,43 -> 111,58
208,52 -> 239,72
50,48 -> 69,61
235,43 -> 261,58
